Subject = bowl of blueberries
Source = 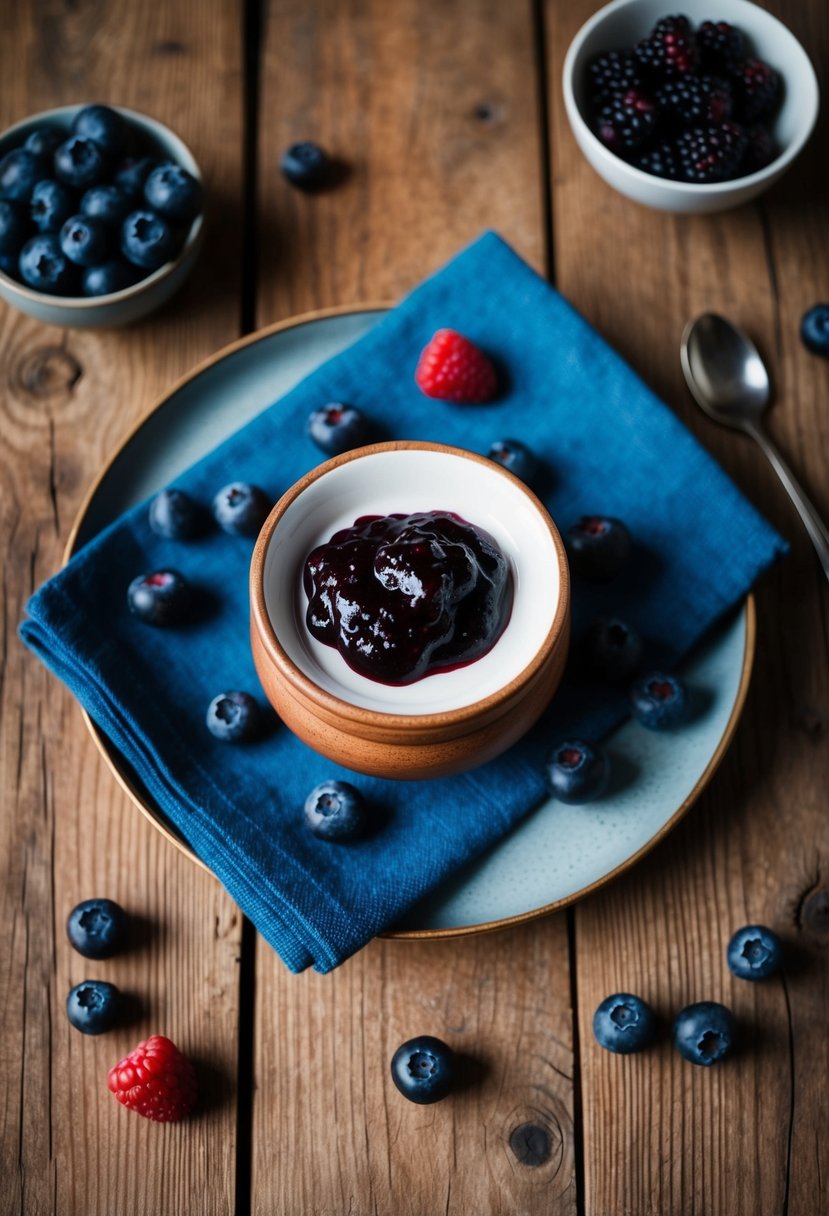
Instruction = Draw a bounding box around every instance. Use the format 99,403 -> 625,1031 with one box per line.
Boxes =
562,0 -> 819,213
0,103 -> 204,326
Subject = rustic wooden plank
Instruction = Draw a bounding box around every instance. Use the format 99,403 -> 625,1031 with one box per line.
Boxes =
545,1 -> 829,1213
252,2 -> 576,1213
0,2 -> 245,1213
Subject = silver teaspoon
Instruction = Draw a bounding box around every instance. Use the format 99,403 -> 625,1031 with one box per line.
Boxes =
681,312 -> 829,582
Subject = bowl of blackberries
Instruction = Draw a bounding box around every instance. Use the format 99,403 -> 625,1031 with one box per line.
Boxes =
563,0 -> 819,212
0,103 -> 204,326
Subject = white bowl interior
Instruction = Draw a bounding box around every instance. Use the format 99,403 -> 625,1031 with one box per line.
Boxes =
263,448 -> 562,716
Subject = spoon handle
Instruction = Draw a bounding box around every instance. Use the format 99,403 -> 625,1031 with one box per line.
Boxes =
744,420 -> 829,581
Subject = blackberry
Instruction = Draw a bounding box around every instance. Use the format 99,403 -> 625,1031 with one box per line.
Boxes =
595,88 -> 658,154
673,121 -> 748,184
635,15 -> 698,82
655,75 -> 732,131
635,140 -> 680,180
697,20 -> 745,74
742,124 -> 776,174
588,50 -> 641,102
731,58 -> 781,123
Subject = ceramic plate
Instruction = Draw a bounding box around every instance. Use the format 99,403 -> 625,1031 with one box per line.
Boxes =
69,306 -> 754,937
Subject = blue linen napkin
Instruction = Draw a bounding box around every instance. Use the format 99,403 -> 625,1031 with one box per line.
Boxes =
20,232 -> 785,972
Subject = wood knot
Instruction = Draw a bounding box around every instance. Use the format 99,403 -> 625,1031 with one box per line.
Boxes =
154,39 -> 187,55
795,705 -> 826,742
798,887 -> 829,937
472,101 -> 504,124
509,1122 -> 552,1168
16,346 -> 82,403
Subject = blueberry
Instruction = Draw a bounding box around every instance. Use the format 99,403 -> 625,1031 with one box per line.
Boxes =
800,304 -> 829,357
148,487 -> 203,539
24,125 -> 65,159
30,179 -> 76,233
212,482 -> 270,536
206,691 -> 261,742
127,569 -> 190,626
0,148 -> 46,201
727,924 -> 782,981
390,1036 -> 455,1104
566,515 -> 632,581
54,135 -> 108,189
487,438 -> 538,483
582,617 -> 642,683
80,184 -> 132,226
71,104 -> 127,157
631,672 -> 688,730
66,979 -> 120,1035
114,156 -> 157,201
82,259 -> 137,297
59,214 -> 112,267
593,992 -> 655,1054
0,200 -> 29,255
143,162 -> 203,225
66,898 -> 127,959
18,233 -> 78,294
547,738 -> 609,804
307,403 -> 370,455
673,1001 -> 735,1066
304,779 -> 367,841
121,209 -> 178,271
280,141 -> 332,190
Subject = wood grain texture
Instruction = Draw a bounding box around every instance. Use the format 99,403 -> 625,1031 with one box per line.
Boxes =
545,1 -> 829,1213
0,2 -> 245,1213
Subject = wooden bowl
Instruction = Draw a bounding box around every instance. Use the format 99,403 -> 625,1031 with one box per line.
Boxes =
250,441 -> 571,780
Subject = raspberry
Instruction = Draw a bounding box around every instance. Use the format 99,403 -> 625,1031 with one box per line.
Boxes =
588,50 -> 641,101
672,121 -> 748,184
731,58 -> 781,123
655,75 -> 732,131
635,15 -> 698,81
594,88 -> 658,154
108,1034 -> 197,1122
697,20 -> 745,73
414,328 -> 497,403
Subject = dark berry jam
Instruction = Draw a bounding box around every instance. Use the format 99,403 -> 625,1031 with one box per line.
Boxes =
303,510 -> 513,685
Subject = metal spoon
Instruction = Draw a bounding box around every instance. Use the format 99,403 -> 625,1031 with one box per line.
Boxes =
681,312 -> 829,582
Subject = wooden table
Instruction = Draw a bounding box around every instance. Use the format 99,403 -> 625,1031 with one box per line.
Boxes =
3,2 -> 828,1213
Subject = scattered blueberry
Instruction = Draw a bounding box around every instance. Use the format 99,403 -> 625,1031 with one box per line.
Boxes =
114,156 -> 157,201
30,179 -> 76,233
547,738 -> 610,804
593,992 -> 655,1053
0,201 -> 29,255
727,924 -> 782,981
212,481 -> 270,536
631,672 -> 688,730
566,515 -> 631,580
24,125 -> 65,159
306,403 -> 370,455
80,183 -> 132,226
54,135 -> 108,189
143,162 -> 203,224
18,233 -> 77,294
800,304 -> 829,358
673,1001 -> 735,1066
127,569 -> 190,626
390,1036 -> 455,1104
582,617 -> 642,683
487,438 -> 538,483
66,897 -> 127,959
72,104 -> 128,157
82,259 -> 136,296
280,141 -> 332,190
66,979 -> 121,1035
206,691 -> 261,743
304,779 -> 367,842
60,214 -> 112,267
148,487 -> 202,539
121,208 -> 177,270
0,148 -> 45,201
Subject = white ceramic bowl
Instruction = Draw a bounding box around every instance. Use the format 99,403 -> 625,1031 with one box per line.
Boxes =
562,0 -> 819,213
0,105 -> 204,326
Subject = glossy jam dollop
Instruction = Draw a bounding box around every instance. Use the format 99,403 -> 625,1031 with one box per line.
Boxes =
303,510 -> 513,685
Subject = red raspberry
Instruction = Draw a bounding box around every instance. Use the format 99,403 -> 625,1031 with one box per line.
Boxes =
108,1034 -> 197,1122
415,329 -> 497,403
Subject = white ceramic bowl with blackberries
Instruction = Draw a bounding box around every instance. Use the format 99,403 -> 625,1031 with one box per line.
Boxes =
562,0 -> 819,213
0,104 -> 204,326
